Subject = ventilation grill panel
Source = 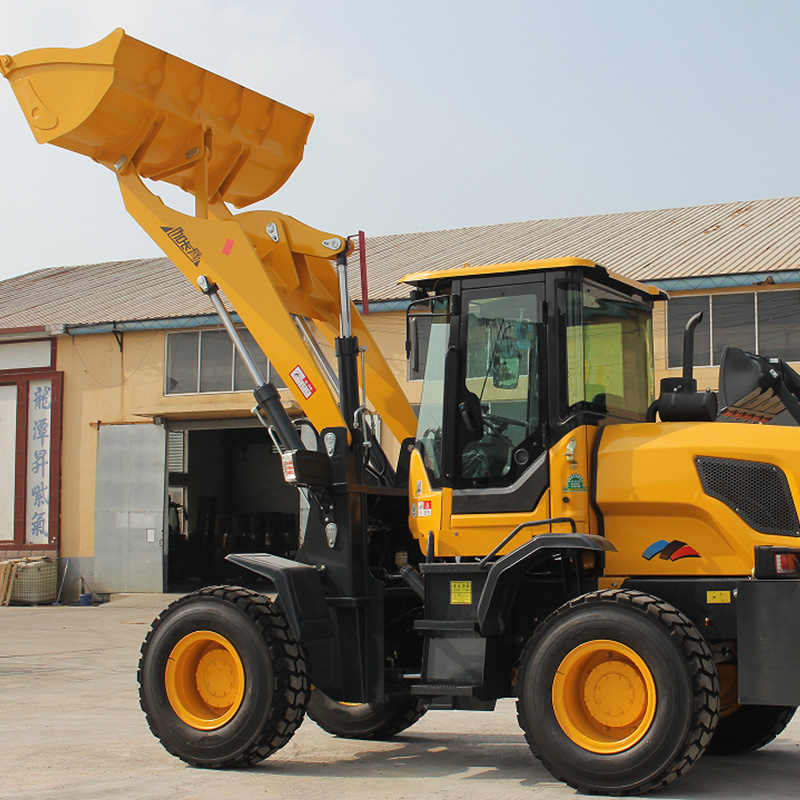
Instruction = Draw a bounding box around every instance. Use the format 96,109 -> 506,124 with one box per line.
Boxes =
695,456 -> 800,537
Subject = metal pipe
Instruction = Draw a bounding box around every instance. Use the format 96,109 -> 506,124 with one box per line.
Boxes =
479,517 -> 578,567
197,275 -> 265,386
682,311 -> 703,387
293,315 -> 340,394
337,253 -> 352,338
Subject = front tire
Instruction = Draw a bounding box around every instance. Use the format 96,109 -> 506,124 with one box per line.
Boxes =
138,586 -> 309,767
516,589 -> 719,795
307,687 -> 426,739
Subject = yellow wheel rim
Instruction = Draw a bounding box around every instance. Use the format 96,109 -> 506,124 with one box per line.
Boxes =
165,630 -> 245,730
552,639 -> 657,754
718,664 -> 740,718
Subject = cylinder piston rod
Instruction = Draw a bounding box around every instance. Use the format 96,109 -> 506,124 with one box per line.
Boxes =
337,252 -> 352,339
197,274 -> 303,451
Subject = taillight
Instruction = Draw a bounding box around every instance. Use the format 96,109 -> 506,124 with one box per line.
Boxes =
775,552 -> 800,575
754,546 -> 800,578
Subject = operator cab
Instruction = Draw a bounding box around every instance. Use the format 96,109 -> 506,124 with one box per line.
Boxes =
404,259 -> 661,508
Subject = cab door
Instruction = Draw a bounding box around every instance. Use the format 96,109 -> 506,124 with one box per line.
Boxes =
442,278 -> 552,556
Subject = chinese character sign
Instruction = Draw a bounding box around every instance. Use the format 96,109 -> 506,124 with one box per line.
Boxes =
26,379 -> 51,544
0,385 -> 17,541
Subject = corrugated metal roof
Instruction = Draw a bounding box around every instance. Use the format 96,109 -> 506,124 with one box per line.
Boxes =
355,197 -> 800,300
0,257 -> 216,329
3,196 -> 800,330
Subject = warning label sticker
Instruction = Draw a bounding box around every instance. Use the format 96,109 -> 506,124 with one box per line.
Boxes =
418,500 -> 432,518
451,581 -> 472,605
289,365 -> 316,399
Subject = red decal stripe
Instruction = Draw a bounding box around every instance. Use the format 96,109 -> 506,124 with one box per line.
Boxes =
670,545 -> 701,561
222,238 -> 235,255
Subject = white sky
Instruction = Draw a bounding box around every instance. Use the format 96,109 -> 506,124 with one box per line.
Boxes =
2,0 -> 800,280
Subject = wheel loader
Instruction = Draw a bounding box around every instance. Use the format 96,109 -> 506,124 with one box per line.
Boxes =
5,29 -> 800,796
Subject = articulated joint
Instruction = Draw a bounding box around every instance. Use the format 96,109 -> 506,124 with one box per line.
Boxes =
196,275 -> 219,295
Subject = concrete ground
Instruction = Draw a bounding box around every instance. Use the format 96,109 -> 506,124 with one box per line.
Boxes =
1,595 -> 799,800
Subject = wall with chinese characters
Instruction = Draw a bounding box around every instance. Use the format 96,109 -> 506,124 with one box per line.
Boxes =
26,380 -> 53,544
0,339 -> 61,557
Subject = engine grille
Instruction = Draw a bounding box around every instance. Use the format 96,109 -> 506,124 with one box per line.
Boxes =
695,457 -> 800,537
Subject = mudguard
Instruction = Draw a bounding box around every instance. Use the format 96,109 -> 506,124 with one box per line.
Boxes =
226,553 -> 338,691
477,533 -> 615,636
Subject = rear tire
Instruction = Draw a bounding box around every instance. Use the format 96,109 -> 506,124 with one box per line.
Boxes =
708,665 -> 795,755
138,586 -> 309,767
516,589 -> 719,795
307,687 -> 426,739
707,704 -> 796,755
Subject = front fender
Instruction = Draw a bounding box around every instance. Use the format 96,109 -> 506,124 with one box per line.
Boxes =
477,533 -> 615,636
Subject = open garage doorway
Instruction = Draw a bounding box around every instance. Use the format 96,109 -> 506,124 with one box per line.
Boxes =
165,419 -> 299,591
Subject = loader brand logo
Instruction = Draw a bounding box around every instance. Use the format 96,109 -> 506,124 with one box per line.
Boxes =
289,365 -> 316,399
563,473 -> 587,492
160,226 -> 202,266
450,581 -> 472,605
643,539 -> 701,561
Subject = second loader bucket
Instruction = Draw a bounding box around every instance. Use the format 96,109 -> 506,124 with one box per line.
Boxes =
1,28 -> 313,207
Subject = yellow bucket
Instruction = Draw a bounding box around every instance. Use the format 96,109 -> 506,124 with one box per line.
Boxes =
1,28 -> 313,207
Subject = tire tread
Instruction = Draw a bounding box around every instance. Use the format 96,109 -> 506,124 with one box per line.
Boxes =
138,585 -> 309,768
516,589 -> 720,795
307,691 -> 426,740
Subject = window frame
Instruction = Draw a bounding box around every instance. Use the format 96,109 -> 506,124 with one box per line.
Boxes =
666,289 -> 800,369
452,279 -> 547,490
164,327 -> 282,396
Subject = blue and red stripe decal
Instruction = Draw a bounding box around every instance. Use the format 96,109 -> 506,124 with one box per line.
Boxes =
642,539 -> 701,561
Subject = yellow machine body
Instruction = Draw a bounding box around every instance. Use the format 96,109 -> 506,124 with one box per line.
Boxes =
408,428 -> 599,558
597,421 -> 800,577
409,415 -> 800,577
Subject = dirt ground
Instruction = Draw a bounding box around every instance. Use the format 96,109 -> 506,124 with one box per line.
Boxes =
1,594 -> 799,800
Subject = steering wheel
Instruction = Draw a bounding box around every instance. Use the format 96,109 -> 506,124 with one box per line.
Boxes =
483,411 -> 527,430
481,413 -> 524,448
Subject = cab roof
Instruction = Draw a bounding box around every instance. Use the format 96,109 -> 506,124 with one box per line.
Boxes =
402,258 -> 665,299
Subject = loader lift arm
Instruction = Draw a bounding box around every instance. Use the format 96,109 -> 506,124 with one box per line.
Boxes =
1,28 -> 417,450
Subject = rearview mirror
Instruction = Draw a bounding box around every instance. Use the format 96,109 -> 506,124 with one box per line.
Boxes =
406,294 -> 452,380
492,340 -> 522,390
